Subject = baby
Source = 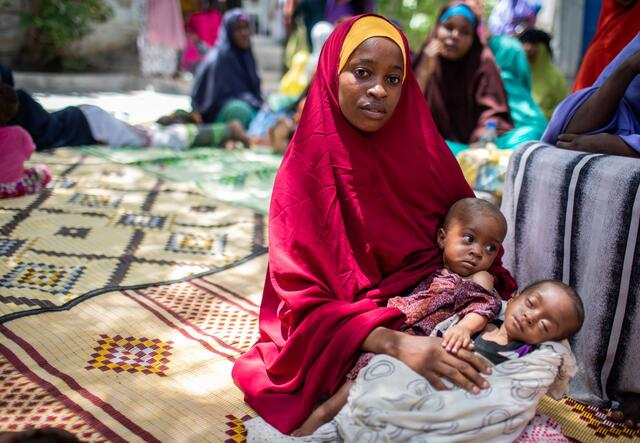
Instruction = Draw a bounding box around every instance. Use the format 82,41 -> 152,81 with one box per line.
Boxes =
293,198 -> 584,436
0,83 -> 51,199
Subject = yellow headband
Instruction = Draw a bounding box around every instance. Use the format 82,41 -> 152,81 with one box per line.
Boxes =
338,16 -> 406,82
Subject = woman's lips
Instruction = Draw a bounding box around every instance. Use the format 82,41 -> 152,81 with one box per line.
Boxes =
360,103 -> 386,119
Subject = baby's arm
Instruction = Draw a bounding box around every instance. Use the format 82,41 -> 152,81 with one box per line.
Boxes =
442,313 -> 490,353
469,270 -> 495,293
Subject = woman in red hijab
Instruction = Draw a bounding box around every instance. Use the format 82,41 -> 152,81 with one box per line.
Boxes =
232,14 -> 516,434
573,0 -> 640,92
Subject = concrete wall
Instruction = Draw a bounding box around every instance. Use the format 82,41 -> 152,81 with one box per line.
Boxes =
0,0 -> 27,65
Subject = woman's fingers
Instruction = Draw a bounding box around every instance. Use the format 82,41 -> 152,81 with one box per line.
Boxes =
558,133 -> 577,142
423,371 -> 450,391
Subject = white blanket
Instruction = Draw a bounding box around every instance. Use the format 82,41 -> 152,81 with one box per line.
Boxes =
246,340 -> 576,443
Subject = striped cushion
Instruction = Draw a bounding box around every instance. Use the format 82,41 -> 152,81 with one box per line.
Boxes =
501,142 -> 640,408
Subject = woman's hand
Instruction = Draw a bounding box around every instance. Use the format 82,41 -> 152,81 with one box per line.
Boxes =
363,327 -> 491,394
395,333 -> 490,393
421,40 -> 443,75
415,40 -> 443,93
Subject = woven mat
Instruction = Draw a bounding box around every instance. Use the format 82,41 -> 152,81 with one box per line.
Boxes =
0,254 -> 266,442
0,149 -> 267,323
1,250 -> 639,441
82,145 -> 282,214
538,396 -> 640,442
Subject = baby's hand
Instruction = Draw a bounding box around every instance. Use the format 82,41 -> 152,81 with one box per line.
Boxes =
442,326 -> 474,354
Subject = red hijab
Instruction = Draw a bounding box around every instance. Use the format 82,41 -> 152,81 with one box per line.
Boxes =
232,14 -> 516,433
573,0 -> 640,91
414,3 -> 513,144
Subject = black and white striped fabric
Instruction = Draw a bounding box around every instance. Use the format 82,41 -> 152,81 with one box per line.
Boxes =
501,142 -> 640,408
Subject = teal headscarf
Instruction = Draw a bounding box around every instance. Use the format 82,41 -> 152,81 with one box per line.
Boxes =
488,35 -> 547,148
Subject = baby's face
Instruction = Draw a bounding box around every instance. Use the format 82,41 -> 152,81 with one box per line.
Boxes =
437,214 -> 504,277
504,282 -> 579,344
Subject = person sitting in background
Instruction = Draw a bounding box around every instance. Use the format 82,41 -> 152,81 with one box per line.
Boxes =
542,33 -> 639,158
191,8 -> 263,129
518,28 -> 568,119
413,2 -> 513,155
488,34 -> 547,145
572,0 -> 640,92
0,83 -> 51,199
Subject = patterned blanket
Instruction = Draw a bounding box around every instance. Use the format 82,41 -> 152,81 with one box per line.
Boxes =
501,142 -> 640,409
82,146 -> 283,214
0,149 -> 267,323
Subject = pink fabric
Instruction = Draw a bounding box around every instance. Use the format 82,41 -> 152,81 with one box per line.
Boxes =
515,412 -> 574,442
232,14 -> 517,434
389,269 -> 501,335
146,0 -> 187,49
0,126 -> 35,183
181,10 -> 222,69
0,165 -> 51,199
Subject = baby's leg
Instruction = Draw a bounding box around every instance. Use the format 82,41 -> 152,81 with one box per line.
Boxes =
291,380 -> 353,437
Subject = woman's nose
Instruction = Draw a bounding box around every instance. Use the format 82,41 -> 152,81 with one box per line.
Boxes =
367,81 -> 387,98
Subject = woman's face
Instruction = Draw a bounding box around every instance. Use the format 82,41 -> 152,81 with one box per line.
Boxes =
522,41 -> 538,62
231,20 -> 251,49
338,37 -> 404,133
436,15 -> 475,61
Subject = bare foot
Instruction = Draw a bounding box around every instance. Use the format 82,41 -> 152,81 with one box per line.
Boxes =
269,116 -> 294,153
227,120 -> 251,148
290,409 -> 329,437
610,393 -> 640,428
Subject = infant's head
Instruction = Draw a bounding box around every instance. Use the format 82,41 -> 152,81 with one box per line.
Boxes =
0,83 -> 18,126
504,280 -> 584,344
437,197 -> 507,277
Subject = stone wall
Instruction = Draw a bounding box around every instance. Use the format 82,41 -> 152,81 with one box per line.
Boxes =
0,0 -> 27,65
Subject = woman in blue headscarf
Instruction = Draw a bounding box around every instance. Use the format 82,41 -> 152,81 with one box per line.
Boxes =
191,8 -> 263,128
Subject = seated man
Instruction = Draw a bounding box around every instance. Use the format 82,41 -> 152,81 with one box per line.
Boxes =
542,33 -> 639,158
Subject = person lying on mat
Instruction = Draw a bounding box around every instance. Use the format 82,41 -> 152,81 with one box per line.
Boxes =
542,32 -> 640,158
231,14 -> 516,435
0,83 -> 51,199
0,65 -> 249,151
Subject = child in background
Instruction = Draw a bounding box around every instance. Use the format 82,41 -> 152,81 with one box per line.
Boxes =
293,198 -> 584,436
0,84 -> 51,199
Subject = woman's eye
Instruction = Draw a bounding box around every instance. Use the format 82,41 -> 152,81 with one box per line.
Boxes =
526,298 -> 533,307
354,68 -> 369,78
386,75 -> 401,85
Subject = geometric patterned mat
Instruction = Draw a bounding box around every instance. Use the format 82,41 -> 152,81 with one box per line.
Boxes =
0,254 -> 266,442
0,148 -> 267,323
538,396 -> 640,442
1,249 -> 638,442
